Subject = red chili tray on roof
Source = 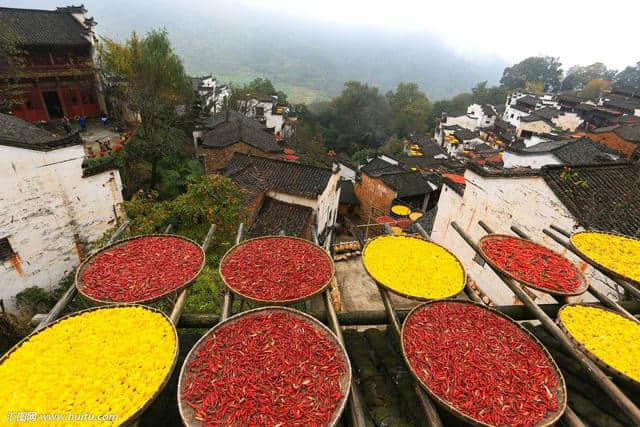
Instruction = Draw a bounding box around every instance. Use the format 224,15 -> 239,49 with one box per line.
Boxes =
178,307 -> 351,427
76,234 -> 205,304
478,234 -> 588,296
219,236 -> 334,304
402,300 -> 567,427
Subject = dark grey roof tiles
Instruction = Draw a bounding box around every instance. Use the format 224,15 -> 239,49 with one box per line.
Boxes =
250,197 -> 313,237
0,113 -> 82,151
0,7 -> 90,47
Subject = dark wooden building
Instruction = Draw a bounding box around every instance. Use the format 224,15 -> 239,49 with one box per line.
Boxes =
0,5 -> 104,122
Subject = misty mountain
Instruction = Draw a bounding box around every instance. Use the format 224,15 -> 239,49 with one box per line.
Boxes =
71,0 -> 506,102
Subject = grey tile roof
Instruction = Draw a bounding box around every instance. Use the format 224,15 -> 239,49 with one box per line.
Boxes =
614,124 -> 640,143
481,104 -> 497,116
517,95 -> 539,107
360,157 -> 403,175
0,113 -> 82,151
223,152 -> 334,199
378,171 -> 432,198
250,197 -> 313,237
453,128 -> 478,141
0,7 -> 90,47
201,112 -> 282,153
542,163 -> 640,236
552,139 -> 620,165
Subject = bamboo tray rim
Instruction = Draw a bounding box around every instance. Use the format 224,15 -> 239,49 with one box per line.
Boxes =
218,235 -> 335,305
361,234 -> 467,301
75,234 -> 206,305
477,234 -> 589,297
569,230 -> 640,288
400,299 -> 567,427
557,303 -> 640,389
177,306 -> 352,427
0,304 -> 179,427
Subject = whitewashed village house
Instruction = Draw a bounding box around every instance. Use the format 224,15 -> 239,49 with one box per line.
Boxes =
237,93 -> 288,134
223,152 -> 341,241
431,162 -> 639,306
0,114 -> 123,312
191,75 -> 230,114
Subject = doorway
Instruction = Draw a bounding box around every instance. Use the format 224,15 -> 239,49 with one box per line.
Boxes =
42,91 -> 64,119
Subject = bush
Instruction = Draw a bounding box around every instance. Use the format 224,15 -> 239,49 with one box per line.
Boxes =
14,286 -> 57,316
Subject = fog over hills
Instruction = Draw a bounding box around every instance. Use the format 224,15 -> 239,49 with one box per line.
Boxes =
16,0 -> 507,102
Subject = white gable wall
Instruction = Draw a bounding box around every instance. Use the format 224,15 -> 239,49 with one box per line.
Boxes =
0,144 -> 123,312
431,170 -> 620,305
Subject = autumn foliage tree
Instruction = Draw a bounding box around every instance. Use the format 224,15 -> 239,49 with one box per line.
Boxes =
98,29 -> 193,189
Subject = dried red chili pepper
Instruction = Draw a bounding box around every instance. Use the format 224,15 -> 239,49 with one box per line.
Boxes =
81,236 -> 204,302
403,301 -> 560,426
183,311 -> 347,426
221,237 -> 333,301
480,236 -> 582,293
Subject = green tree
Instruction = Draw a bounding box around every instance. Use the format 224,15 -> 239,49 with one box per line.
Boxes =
579,79 -> 612,100
380,135 -> 405,157
318,81 -> 390,154
98,29 -> 193,189
500,56 -> 563,92
427,92 -> 473,130
561,62 -> 617,91
0,22 -> 26,112
123,174 -> 246,241
614,60 -> 640,88
470,81 -> 508,106
386,83 -> 432,137
234,77 -> 288,105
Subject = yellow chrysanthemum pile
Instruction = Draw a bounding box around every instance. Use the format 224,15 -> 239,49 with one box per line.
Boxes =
363,236 -> 465,299
560,305 -> 640,382
0,306 -> 176,426
571,232 -> 640,283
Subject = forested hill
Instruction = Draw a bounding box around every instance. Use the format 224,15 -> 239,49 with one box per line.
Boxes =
68,0 -> 506,103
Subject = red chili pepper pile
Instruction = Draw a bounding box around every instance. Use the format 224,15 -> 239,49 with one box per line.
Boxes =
221,237 -> 333,301
403,302 -> 560,426
183,311 -> 347,426
480,236 -> 582,293
81,236 -> 204,302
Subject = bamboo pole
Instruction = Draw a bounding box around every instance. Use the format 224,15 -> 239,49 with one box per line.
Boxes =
451,221 -> 640,424
35,221 -> 130,331
178,301 -> 640,328
313,227 -> 368,427
220,223 -> 243,322
543,227 -> 640,301
357,223 -> 444,427
169,224 -> 216,324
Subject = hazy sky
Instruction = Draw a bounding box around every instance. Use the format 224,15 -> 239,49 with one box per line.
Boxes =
9,0 -> 639,71
238,0 -> 637,71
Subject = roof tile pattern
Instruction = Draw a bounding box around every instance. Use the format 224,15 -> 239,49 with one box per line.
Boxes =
0,113 -> 82,151
223,152 -> 334,199
250,197 -> 313,237
542,163 -> 640,236
202,112 -> 281,153
0,7 -> 89,47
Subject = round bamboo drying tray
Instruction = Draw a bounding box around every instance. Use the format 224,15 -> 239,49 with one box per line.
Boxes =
570,230 -> 640,288
0,304 -> 179,427
557,303 -> 640,389
401,299 -> 567,427
75,234 -> 206,305
478,234 -> 589,297
218,235 -> 335,305
177,306 -> 352,427
361,235 -> 467,301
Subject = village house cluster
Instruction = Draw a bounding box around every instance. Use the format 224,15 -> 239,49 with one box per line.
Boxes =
1,4 -> 640,321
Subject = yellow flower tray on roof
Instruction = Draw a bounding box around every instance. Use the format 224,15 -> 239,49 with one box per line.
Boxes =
558,304 -> 640,384
409,211 -> 423,221
570,231 -> 640,285
362,235 -> 466,300
391,205 -> 411,216
0,306 -> 178,426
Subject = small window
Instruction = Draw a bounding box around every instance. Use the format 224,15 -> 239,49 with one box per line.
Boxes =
0,237 -> 15,262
